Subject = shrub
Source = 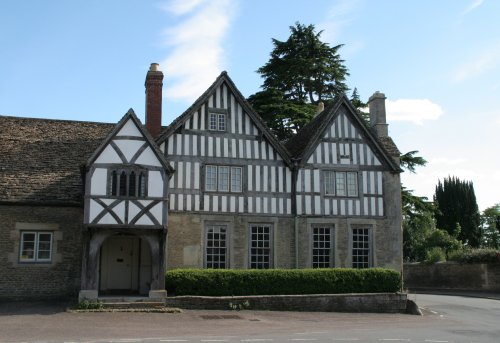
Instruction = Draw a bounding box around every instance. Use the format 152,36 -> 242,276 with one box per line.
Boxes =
424,247 -> 446,264
165,268 -> 401,296
448,248 -> 500,264
77,300 -> 103,310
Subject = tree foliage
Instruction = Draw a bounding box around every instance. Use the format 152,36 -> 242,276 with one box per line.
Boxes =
249,22 -> 350,141
434,176 -> 481,247
481,204 -> 500,249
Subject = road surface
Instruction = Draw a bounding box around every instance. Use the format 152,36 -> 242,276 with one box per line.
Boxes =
0,294 -> 499,343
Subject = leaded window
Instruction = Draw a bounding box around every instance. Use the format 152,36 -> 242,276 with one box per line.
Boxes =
324,171 -> 358,197
209,113 -> 226,131
205,225 -> 228,269
312,227 -> 333,268
205,165 -> 242,192
352,228 -> 371,268
19,232 -> 53,262
110,168 -> 147,197
249,225 -> 272,269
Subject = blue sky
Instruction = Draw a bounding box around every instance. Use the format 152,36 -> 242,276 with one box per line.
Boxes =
1,0 -> 499,210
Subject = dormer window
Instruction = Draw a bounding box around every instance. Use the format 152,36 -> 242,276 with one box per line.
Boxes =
109,168 -> 147,197
209,112 -> 226,131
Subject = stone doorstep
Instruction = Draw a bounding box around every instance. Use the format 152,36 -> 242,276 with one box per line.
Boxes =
98,296 -> 166,309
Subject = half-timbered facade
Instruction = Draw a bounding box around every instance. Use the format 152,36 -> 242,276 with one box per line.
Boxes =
0,63 -> 402,301
79,109 -> 173,301
156,72 -> 297,270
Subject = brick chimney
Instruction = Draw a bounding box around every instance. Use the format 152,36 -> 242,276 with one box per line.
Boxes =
368,91 -> 388,137
145,63 -> 164,138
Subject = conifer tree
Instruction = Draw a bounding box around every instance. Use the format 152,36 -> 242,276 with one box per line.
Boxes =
434,176 -> 481,247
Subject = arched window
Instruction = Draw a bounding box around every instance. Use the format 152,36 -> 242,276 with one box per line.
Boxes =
129,171 -> 136,197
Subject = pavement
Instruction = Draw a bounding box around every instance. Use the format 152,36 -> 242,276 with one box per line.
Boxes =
406,289 -> 500,301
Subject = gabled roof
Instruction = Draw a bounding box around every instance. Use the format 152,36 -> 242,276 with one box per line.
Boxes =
285,95 -> 401,172
157,71 -> 293,167
86,109 -> 174,174
0,115 -> 114,205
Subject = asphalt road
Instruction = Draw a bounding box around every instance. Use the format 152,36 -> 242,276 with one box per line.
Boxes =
0,294 -> 499,343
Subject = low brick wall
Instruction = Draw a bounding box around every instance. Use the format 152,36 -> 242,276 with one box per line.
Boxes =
165,293 -> 408,313
404,262 -> 500,292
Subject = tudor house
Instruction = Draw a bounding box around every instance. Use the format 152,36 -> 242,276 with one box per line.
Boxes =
0,63 -> 402,301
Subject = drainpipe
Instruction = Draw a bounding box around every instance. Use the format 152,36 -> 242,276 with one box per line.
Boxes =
291,158 -> 300,269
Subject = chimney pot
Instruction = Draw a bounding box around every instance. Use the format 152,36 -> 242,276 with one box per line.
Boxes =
316,101 -> 325,116
145,63 -> 164,138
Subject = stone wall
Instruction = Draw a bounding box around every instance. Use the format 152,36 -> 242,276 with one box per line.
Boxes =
0,205 -> 83,300
166,212 -> 295,269
167,211 -> 402,271
165,293 -> 408,313
404,262 -> 500,292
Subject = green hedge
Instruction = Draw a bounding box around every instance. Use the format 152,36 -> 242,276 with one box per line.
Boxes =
165,268 -> 401,296
448,248 -> 500,264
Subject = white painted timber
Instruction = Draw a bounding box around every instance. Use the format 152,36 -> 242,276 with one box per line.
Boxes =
94,145 -> 122,164
117,119 -> 142,137
90,168 -> 108,196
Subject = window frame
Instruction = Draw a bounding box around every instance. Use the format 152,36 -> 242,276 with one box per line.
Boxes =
209,112 -> 226,131
204,224 -> 229,269
323,171 -> 359,197
109,167 -> 148,198
19,231 -> 53,263
204,165 -> 243,193
311,226 -> 334,268
248,224 -> 273,269
351,227 -> 372,269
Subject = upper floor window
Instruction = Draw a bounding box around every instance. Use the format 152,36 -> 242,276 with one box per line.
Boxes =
109,168 -> 147,197
19,231 -> 52,263
324,171 -> 358,197
209,112 -> 226,131
205,165 -> 242,192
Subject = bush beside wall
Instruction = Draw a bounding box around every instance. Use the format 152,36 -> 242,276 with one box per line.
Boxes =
165,268 -> 402,296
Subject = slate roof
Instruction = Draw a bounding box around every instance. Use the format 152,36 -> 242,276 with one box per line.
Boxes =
285,95 -> 401,172
0,115 -> 114,205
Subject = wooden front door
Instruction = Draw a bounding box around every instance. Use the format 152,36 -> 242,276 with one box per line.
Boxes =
100,236 -> 139,291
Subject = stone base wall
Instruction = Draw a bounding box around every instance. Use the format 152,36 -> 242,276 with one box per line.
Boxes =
165,293 -> 408,313
167,212 -> 402,271
0,205 -> 83,300
167,212 -> 295,269
404,262 -> 500,292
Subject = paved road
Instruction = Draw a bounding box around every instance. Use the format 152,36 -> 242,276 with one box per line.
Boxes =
0,294 -> 499,343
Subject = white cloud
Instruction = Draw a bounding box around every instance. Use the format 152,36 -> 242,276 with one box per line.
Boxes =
161,0 -> 205,16
461,0 -> 484,16
453,47 -> 500,82
386,99 -> 444,125
319,0 -> 360,43
160,0 -> 237,102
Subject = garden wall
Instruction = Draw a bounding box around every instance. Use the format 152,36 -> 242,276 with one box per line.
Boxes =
404,262 -> 500,292
165,293 -> 408,313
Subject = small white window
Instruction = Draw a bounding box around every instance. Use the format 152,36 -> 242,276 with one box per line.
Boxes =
205,165 -> 217,191
209,113 -> 226,131
218,166 -> 230,192
231,167 -> 242,192
324,171 -> 335,195
336,172 -> 346,196
347,172 -> 358,197
20,232 -> 53,262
